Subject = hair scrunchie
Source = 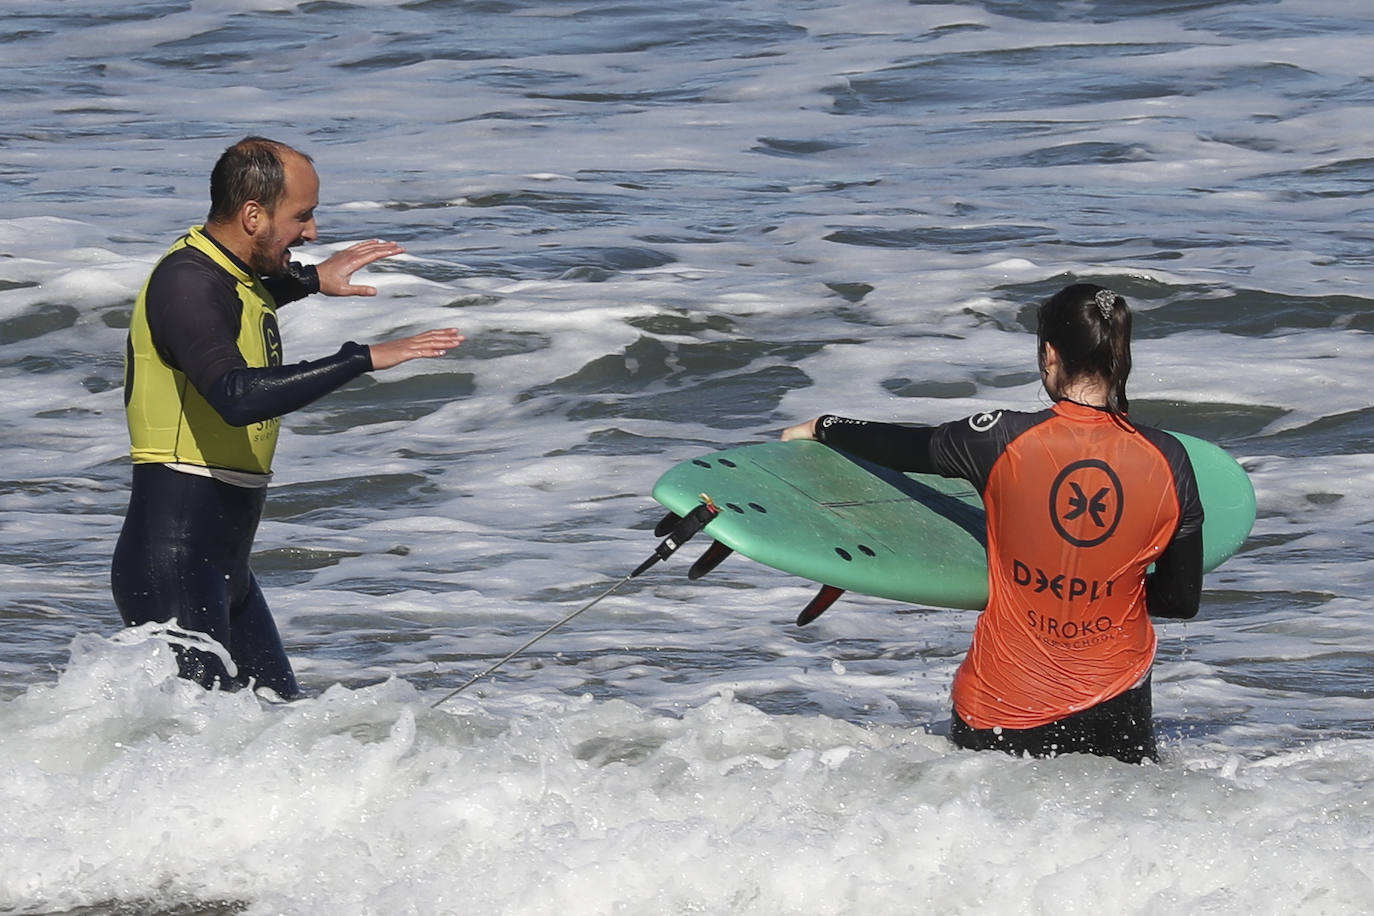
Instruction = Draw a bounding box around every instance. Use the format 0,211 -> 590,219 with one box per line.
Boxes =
1094,289 -> 1119,321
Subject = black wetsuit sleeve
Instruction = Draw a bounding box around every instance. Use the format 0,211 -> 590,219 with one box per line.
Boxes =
145,254 -> 255,393
145,251 -> 371,427
262,262 -> 320,306
205,344 -> 373,426
813,415 -> 939,473
1146,527 -> 1203,619
1139,426 -> 1206,620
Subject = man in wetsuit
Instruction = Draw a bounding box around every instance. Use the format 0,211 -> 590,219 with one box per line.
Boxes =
112,136 -> 463,698
784,284 -> 1204,763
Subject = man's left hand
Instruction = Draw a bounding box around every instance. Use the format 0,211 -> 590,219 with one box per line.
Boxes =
316,239 -> 405,297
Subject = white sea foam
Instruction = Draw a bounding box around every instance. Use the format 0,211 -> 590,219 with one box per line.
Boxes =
4,637 -> 1374,915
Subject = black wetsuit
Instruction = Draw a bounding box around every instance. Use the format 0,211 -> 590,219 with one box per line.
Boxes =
113,230 -> 372,698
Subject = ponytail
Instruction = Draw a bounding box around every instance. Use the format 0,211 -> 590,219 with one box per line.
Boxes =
1038,283 -> 1133,416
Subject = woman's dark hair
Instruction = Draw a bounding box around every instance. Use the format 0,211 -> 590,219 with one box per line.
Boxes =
1037,282 -> 1133,415
206,136 -> 311,224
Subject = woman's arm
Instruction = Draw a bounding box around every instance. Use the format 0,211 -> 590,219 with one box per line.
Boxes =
783,415 -> 939,474
1146,527 -> 1203,619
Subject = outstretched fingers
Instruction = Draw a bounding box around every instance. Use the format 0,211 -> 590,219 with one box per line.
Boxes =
317,239 -> 406,296
368,328 -> 464,370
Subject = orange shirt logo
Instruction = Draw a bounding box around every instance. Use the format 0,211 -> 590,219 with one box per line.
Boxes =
1050,459 -> 1123,547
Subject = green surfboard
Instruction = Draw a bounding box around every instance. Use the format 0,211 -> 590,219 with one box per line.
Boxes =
651,433 -> 1255,611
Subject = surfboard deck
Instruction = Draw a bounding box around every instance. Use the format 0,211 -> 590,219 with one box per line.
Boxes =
651,433 -> 1255,611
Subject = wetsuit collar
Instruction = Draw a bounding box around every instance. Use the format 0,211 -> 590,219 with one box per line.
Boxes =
193,225 -> 256,285
1054,398 -> 1115,417
1052,398 -> 1138,433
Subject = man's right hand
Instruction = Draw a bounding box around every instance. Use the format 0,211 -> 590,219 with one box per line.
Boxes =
368,328 -> 464,370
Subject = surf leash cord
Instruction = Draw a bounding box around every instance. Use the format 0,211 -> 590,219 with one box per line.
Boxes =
430,495 -> 718,709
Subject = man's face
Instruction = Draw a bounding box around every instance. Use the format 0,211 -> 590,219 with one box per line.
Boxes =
250,153 -> 319,277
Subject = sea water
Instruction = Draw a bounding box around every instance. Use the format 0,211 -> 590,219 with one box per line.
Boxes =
2,0 -> 1373,913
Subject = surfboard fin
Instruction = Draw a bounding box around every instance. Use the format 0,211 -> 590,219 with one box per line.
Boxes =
688,540 -> 734,580
653,511 -> 683,537
633,497 -> 720,578
796,584 -> 845,626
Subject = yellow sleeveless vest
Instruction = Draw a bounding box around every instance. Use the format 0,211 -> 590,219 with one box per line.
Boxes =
124,226 -> 283,474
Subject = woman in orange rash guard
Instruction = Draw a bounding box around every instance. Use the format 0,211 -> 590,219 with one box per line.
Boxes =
783,283 -> 1204,764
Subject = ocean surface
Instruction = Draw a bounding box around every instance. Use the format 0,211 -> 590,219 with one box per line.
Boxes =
3,0 -> 1374,913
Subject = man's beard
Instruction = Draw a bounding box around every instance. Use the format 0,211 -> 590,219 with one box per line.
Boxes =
249,234 -> 290,278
